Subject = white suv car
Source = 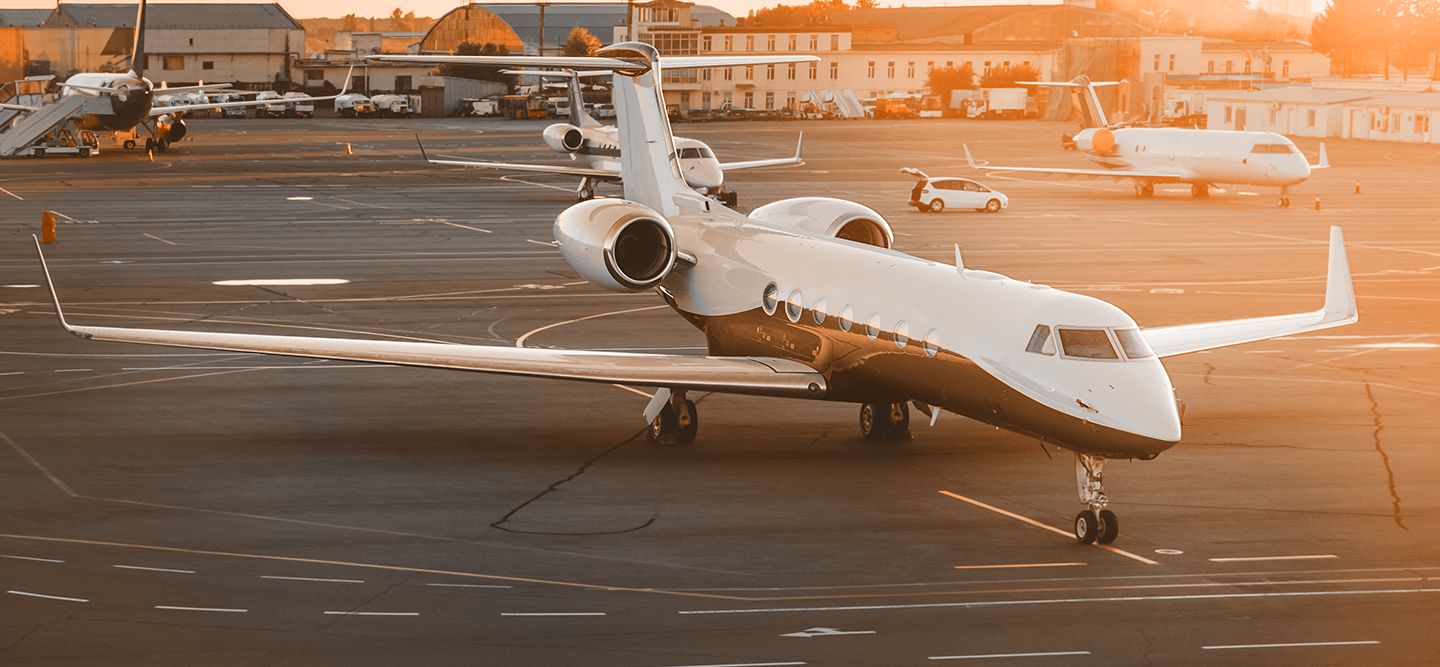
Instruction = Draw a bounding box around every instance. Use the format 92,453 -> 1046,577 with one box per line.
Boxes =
902,168 -> 1008,213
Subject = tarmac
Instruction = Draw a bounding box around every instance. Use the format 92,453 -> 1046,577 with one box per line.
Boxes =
1,114 -> 1437,666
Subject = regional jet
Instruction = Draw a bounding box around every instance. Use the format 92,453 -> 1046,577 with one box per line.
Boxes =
964,76 -> 1328,207
34,43 -> 1358,547
33,0 -> 349,153
374,56 -> 804,205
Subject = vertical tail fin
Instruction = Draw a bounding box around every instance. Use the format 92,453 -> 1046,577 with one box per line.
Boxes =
600,42 -> 693,217
1020,75 -> 1117,129
131,0 -> 147,80
563,70 -> 602,128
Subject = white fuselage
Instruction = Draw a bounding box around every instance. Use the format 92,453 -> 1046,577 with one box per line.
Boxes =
1078,127 -> 1310,186
560,123 -> 726,191
59,72 -> 153,132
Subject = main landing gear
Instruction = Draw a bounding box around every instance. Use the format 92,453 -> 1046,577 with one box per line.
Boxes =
859,402 -> 911,440
1190,183 -> 1210,198
1277,186 -> 1291,208
1073,453 -> 1119,545
647,388 -> 698,445
1134,181 -> 1155,198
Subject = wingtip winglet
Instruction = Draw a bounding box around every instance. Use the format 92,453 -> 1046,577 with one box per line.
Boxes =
414,133 -> 431,163
795,131 -> 804,160
31,235 -> 85,339
963,144 -> 977,169
1323,226 -> 1357,325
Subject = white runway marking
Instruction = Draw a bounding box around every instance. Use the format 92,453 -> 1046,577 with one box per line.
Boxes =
323,611 -> 420,616
2,554 -> 64,563
930,651 -> 1091,660
938,491 -> 1158,565
213,279 -> 351,286
114,564 -> 195,573
0,187 -> 23,200
8,590 -> 87,602
54,369 -> 93,372
501,612 -> 606,616
1202,640 -> 1378,650
261,575 -> 364,583
653,663 -> 806,667
1209,555 -> 1338,563
426,582 -> 513,588
156,605 -> 247,612
954,562 -> 1086,570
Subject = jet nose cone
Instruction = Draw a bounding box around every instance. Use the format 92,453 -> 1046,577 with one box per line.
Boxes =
682,160 -> 724,189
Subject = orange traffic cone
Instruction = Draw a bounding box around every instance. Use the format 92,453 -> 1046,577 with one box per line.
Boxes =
1314,195 -> 1321,210
147,150 -> 154,162
346,142 -> 353,155
41,211 -> 56,244
1355,179 -> 1361,194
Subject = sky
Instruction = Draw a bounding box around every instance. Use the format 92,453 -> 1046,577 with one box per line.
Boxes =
3,0 -> 1329,23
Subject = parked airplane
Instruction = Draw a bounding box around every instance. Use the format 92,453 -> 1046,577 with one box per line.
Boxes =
375,56 -> 805,204
964,76 -> 1328,207
39,0 -> 348,152
34,43 -> 1358,546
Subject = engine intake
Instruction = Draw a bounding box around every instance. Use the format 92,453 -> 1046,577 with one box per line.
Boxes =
542,123 -> 585,153
554,199 -> 678,292
748,197 -> 893,249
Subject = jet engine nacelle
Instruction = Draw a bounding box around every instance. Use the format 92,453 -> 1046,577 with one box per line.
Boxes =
554,199 -> 678,292
157,115 -> 186,143
542,123 -> 585,153
1074,127 -> 1116,154
748,197 -> 894,249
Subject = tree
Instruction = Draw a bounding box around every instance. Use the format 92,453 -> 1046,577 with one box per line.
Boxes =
1099,0 -> 1304,41
437,42 -> 516,87
1312,0 -> 1390,77
980,63 -> 1042,88
925,63 -> 976,103
855,0 -> 879,8
563,27 -> 602,56
744,0 -> 850,27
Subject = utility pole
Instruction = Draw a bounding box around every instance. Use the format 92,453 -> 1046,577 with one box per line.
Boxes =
538,2 -> 545,56
627,0 -> 634,41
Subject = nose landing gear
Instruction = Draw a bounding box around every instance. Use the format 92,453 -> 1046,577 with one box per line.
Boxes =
1074,453 -> 1119,545
1277,186 -> 1291,208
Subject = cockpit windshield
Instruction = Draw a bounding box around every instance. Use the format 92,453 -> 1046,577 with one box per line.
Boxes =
1026,326 -> 1153,361
1058,328 -> 1119,360
1114,328 -> 1154,359
679,147 -> 715,159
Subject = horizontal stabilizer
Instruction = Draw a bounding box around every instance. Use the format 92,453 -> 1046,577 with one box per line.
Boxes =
1141,227 -> 1357,357
720,132 -> 803,171
414,135 -> 615,178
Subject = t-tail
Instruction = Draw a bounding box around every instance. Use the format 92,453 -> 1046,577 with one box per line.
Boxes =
1020,75 -> 1119,129
601,42 -> 694,217
131,0 -> 147,81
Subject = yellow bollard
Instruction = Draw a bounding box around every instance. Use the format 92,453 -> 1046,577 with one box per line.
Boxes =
41,211 -> 56,244
346,142 -> 353,155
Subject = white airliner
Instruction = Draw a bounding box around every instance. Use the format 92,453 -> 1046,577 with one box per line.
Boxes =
965,76 -> 1328,207
33,43 -> 1358,546
375,56 -> 804,204
9,0 -> 349,153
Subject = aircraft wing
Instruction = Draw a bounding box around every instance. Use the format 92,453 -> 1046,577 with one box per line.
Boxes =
154,83 -> 233,94
150,67 -> 354,116
31,237 -> 822,400
963,144 -> 1185,182
720,132 -> 803,171
415,136 -> 617,179
370,54 -> 819,70
1141,227 -> 1358,358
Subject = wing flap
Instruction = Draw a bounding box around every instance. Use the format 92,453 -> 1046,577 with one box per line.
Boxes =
1141,226 -> 1357,357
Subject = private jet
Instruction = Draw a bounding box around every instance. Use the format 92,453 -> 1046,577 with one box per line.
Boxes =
34,43 -> 1358,546
374,56 -> 805,205
965,76 -> 1328,207
19,0 -> 349,153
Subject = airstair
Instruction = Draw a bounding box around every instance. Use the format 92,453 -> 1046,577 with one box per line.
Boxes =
0,95 -> 96,157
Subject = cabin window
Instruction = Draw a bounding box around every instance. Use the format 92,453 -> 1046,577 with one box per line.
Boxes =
839,305 -> 854,332
923,329 -> 940,357
786,290 -> 804,322
1250,144 -> 1298,154
865,314 -> 881,340
1114,329 -> 1154,359
812,298 -> 827,324
1058,328 -> 1119,360
762,284 -> 779,315
893,321 -> 910,349
1025,325 -> 1055,355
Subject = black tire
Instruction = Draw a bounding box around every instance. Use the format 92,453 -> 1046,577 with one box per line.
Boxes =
677,399 -> 699,444
123,140 -> 136,149
144,138 -> 154,151
156,140 -> 167,153
859,403 -> 890,440
648,404 -> 678,444
985,199 -> 1002,213
1096,509 -> 1119,545
928,199 -> 944,213
1074,510 -> 1098,544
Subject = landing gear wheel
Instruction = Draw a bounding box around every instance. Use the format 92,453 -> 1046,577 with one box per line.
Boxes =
1074,510 -> 1099,545
648,404 -> 678,445
676,399 -> 699,444
156,140 -> 168,153
859,402 -> 910,440
1136,182 -> 1155,198
577,189 -> 594,202
1191,183 -> 1210,198
1278,196 -> 1290,208
123,140 -> 136,149
984,198 -> 1002,213
927,199 -> 944,213
144,138 -> 154,151
1096,509 -> 1119,545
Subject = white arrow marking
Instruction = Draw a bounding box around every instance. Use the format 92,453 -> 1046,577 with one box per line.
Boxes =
781,627 -> 876,638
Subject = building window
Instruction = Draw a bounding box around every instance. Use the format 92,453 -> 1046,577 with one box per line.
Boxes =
162,56 -> 183,70
1154,54 -> 1160,71
724,35 -> 732,51
767,64 -> 775,80
1225,60 -> 1233,73
203,61 -> 214,71
766,35 -> 775,50
926,61 -> 934,73
830,62 -> 838,79
1224,106 -> 1232,123
703,36 -> 711,52
765,92 -> 774,110
907,62 -> 914,78
788,35 -> 796,51
867,61 -> 875,78
304,69 -> 323,81
830,34 -> 839,50
983,61 -> 991,74
723,92 -> 732,106
702,68 -> 711,81
679,91 -> 690,108
396,76 -> 412,92
1419,114 -> 1430,133
887,61 -> 895,78
1282,60 -> 1290,78
809,35 -> 818,50
1169,54 -> 1175,71
744,92 -> 753,108
746,35 -> 753,51
1308,109 -> 1317,127
724,67 -> 732,81
809,62 -> 817,79
787,91 -> 796,108
1207,60 -> 1215,73
1269,106 -> 1276,124
1003,61 -> 1010,68
787,63 -> 796,80
1244,59 -> 1251,74
745,66 -> 753,80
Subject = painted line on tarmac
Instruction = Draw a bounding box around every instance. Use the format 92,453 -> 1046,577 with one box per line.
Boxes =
1209,555 -> 1338,563
0,187 -> 23,200
114,564 -> 194,574
501,612 -> 606,616
156,605 -> 246,613
426,582 -> 513,589
2,554 -> 64,563
1202,640 -> 1377,650
261,575 -> 364,583
954,562 -> 1086,570
438,221 -> 493,234
938,491 -> 1158,565
324,611 -> 419,616
8,590 -> 87,602
654,663 -> 806,667
930,651 -> 1090,660
515,305 -> 670,348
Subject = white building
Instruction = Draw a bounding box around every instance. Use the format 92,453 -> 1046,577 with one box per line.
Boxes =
1204,87 -> 1377,137
1341,92 -> 1440,143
